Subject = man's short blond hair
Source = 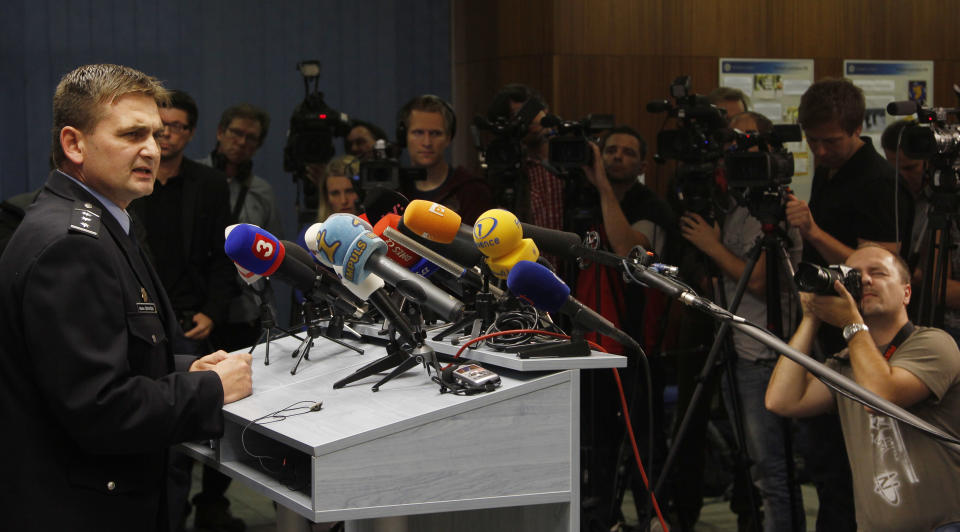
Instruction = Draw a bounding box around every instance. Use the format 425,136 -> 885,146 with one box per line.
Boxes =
854,242 -> 911,284
51,64 -> 168,167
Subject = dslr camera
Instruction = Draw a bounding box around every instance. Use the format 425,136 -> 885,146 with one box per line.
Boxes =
794,262 -> 863,302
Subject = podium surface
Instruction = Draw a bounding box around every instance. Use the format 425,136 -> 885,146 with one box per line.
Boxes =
181,334 -> 619,531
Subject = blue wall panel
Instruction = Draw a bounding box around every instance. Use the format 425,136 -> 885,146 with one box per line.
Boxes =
0,0 -> 452,238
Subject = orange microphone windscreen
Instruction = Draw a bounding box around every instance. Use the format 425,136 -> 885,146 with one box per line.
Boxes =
402,200 -> 462,243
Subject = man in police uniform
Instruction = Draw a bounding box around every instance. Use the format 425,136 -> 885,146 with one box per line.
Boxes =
0,64 -> 252,532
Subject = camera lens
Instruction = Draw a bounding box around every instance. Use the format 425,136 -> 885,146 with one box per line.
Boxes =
794,262 -> 839,294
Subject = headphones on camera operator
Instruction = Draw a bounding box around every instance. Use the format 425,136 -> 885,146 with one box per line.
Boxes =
396,94 -> 457,148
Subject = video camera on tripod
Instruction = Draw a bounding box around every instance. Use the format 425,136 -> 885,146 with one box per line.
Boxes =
888,89 -> 960,326
888,94 -> 960,193
648,76 -> 732,164
283,60 -> 352,173
725,124 -> 802,225
725,125 -> 800,188
648,76 -> 732,223
283,60 -> 352,223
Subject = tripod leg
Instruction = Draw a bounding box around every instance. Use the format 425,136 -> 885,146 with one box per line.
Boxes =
651,240 -> 763,501
771,236 -> 805,532
264,329 -> 271,365
250,329 -> 270,365
371,355 -> 420,392
290,337 -> 314,375
431,313 -> 476,342
332,346 -> 409,389
318,333 -> 364,355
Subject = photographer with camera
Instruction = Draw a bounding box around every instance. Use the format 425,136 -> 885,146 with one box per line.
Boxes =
784,78 -> 914,531
766,243 -> 960,531
680,111 -> 805,532
344,120 -> 388,159
397,94 -> 493,224
486,84 -> 565,232
574,126 -> 674,530
578,126 -> 674,346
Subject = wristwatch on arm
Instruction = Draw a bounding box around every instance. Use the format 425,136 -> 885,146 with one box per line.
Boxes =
842,322 -> 869,343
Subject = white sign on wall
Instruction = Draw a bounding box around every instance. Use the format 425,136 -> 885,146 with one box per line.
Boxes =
719,58 -> 815,199
843,60 -> 934,152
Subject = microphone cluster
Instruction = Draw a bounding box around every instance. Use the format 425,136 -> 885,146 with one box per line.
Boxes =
224,199 -> 673,356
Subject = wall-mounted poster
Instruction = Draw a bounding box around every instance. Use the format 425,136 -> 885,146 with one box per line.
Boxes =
719,58 -> 815,199
843,60 -> 934,150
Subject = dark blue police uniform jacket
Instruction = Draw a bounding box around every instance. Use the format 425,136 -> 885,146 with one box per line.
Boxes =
0,170 -> 225,532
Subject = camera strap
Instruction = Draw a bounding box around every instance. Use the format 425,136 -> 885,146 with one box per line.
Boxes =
882,321 -> 915,361
231,183 -> 250,223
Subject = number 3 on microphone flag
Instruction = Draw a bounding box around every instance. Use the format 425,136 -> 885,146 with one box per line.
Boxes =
252,233 -> 276,260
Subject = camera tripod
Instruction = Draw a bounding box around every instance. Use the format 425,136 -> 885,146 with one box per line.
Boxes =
913,189 -> 960,328
646,200 -> 803,532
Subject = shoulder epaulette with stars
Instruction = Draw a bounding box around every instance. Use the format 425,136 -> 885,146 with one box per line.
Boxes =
69,201 -> 101,237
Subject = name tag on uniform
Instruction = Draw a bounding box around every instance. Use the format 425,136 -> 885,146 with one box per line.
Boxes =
136,302 -> 158,314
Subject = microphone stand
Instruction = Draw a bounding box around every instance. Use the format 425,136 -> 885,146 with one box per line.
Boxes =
432,267 -> 499,344
289,300 -> 364,375
621,260 -> 960,452
249,279 -> 309,366
333,292 -> 442,391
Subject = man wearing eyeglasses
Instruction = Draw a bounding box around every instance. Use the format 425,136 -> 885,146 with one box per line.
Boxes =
199,103 -> 283,353
130,90 -> 236,354
197,102 -> 283,532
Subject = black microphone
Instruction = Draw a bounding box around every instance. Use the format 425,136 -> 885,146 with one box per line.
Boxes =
887,100 -> 920,116
518,222 -> 631,268
646,100 -> 672,113
281,241 -> 366,317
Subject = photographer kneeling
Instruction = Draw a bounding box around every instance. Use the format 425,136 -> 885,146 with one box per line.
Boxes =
766,244 -> 960,531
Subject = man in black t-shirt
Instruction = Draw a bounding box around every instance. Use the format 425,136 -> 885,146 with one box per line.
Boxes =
786,79 -> 912,271
784,78 -> 913,532
129,90 -> 236,356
